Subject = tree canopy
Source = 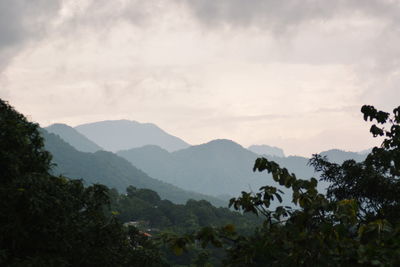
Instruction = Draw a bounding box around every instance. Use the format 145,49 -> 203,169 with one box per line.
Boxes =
0,99 -> 166,266
164,105 -> 400,266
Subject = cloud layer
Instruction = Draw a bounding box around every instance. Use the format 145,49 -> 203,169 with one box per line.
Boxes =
0,0 -> 62,71
1,0 -> 399,156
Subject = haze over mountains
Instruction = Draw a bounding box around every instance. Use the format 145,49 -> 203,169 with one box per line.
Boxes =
45,123 -> 103,153
248,144 -> 285,157
41,129 -> 225,206
44,119 -> 369,207
74,120 -> 190,152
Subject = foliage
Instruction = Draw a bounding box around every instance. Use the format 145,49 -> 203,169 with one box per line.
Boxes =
5,96 -> 400,266
108,185 -> 260,266
163,105 -> 400,266
310,105 -> 400,224
111,185 -> 261,234
0,99 -> 166,266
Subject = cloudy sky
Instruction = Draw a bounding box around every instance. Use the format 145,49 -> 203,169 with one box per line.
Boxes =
1,0 -> 399,156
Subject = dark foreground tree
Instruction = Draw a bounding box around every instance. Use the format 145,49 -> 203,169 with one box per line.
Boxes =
310,105 -> 400,224
0,99 -> 167,266
164,105 -> 400,266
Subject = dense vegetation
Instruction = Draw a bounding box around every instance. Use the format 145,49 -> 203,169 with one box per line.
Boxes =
164,105 -> 400,266
0,99 -> 169,266
0,99 -> 259,266
2,97 -> 400,266
111,186 -> 260,233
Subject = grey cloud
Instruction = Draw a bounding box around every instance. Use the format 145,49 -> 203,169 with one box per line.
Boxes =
59,0 -> 400,34
58,0 -> 167,34
181,0 -> 400,31
0,0 -> 62,71
180,0 -> 400,93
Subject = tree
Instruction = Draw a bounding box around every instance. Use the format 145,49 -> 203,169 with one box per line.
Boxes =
310,105 -> 400,224
164,105 -> 400,266
0,99 -> 167,266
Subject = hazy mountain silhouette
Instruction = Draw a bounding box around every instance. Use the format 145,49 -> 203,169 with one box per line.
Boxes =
248,144 -> 285,157
45,123 -> 103,153
75,120 -> 190,152
357,148 -> 373,156
41,130 -> 225,206
117,140 -> 312,205
319,149 -> 367,164
118,140 -> 368,205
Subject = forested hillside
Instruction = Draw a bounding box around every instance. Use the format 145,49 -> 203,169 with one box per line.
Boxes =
1,99 -> 263,266
3,98 -> 400,266
42,130 -> 226,206
0,99 -> 168,266
111,186 -> 260,233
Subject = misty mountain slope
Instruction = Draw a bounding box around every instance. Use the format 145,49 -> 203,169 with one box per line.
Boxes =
118,140 -> 369,204
248,144 -> 285,157
117,140 -> 316,202
45,123 -> 103,153
319,149 -> 367,164
75,120 -> 190,152
41,130 -> 225,207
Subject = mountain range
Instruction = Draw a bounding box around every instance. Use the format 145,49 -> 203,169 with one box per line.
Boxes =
74,120 -> 190,152
41,129 -> 225,207
45,123 -> 103,153
43,120 -> 369,207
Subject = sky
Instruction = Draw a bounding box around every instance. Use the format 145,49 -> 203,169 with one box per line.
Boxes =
1,0 -> 399,157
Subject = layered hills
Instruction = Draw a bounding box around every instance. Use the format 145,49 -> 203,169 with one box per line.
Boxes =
117,139 -> 368,204
41,130 -> 225,207
44,120 -> 368,208
45,123 -> 103,153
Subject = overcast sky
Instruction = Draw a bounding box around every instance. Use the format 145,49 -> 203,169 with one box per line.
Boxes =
1,0 -> 399,156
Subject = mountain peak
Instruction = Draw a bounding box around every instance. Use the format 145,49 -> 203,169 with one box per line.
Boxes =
248,144 -> 285,157
193,139 -> 246,151
318,149 -> 367,164
206,139 -> 241,146
75,120 -> 190,152
45,123 -> 102,153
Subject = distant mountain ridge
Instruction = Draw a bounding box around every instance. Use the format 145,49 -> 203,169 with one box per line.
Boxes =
118,140 -> 369,206
319,149 -> 367,164
45,123 -> 103,153
41,130 -> 225,207
44,120 -> 369,207
248,144 -> 285,157
75,120 -> 190,152
118,139 -> 304,205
